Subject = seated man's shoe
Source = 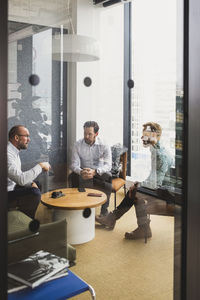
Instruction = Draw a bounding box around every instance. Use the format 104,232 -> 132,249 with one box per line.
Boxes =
95,212 -> 116,230
124,223 -> 152,243
99,209 -> 108,217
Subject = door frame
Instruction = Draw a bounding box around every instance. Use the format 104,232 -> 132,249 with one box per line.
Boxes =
0,0 -> 8,299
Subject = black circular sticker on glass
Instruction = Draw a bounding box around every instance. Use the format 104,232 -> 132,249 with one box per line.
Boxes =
29,74 -> 40,86
127,79 -> 134,89
84,77 -> 92,87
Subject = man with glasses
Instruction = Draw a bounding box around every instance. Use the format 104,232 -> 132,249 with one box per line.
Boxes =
8,125 -> 50,218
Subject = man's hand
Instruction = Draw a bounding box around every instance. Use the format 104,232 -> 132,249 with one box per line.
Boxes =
80,168 -> 96,180
128,182 -> 139,199
31,182 -> 39,188
39,162 -> 51,171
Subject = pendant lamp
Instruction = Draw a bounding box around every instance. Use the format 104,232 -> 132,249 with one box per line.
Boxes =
52,0 -> 100,62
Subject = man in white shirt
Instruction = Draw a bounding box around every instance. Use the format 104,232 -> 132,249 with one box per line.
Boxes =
8,125 -> 50,218
70,121 -> 112,216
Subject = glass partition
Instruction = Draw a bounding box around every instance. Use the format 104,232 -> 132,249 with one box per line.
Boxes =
8,22 -> 67,192
130,0 -> 183,298
131,0 -> 177,190
7,0 -> 183,299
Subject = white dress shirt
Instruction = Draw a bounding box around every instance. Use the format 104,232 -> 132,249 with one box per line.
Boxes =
70,137 -> 112,176
7,141 -> 42,191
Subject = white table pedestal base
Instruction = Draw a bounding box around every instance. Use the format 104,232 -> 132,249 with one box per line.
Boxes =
53,208 -> 95,245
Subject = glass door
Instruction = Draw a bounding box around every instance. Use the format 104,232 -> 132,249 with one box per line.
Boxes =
130,0 -> 183,298
130,0 -> 179,191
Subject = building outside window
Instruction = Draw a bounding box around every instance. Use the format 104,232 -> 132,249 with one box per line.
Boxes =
130,0 -> 178,190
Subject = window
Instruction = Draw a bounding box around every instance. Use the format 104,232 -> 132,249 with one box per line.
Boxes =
130,0 -> 177,190
8,23 -> 67,191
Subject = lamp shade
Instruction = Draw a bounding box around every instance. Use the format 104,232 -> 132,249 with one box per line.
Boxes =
52,34 -> 100,62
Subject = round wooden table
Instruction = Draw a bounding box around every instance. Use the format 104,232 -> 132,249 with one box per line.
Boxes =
41,188 -> 107,244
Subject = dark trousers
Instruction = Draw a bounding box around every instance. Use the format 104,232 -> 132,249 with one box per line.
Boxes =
8,181 -> 41,219
69,172 -> 112,215
117,192 -> 136,210
114,191 -> 149,226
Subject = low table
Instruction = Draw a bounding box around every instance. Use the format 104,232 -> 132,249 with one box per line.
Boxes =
41,188 -> 107,245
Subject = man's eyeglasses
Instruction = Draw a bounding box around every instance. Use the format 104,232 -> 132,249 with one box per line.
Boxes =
17,134 -> 30,138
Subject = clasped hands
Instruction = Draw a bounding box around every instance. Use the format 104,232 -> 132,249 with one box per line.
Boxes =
80,168 -> 96,180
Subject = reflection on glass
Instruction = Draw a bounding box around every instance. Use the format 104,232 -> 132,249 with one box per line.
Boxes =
7,0 -> 184,298
8,22 -> 67,192
131,0 -> 177,192
130,0 -> 183,298
141,122 -> 174,189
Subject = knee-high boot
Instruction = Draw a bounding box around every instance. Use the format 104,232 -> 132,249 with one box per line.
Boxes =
125,197 -> 152,243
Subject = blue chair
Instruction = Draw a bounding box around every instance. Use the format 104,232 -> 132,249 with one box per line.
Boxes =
8,269 -> 96,300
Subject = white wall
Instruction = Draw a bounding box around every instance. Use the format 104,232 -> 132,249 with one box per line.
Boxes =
72,0 -> 124,148
8,0 -> 125,163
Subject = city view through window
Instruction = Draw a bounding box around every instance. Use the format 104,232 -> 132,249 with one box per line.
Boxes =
130,0 -> 177,189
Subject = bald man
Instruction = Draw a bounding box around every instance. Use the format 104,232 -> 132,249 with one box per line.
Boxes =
8,125 -> 50,218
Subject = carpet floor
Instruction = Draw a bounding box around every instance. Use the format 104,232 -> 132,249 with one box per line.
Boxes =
68,189 -> 174,300
36,188 -> 174,300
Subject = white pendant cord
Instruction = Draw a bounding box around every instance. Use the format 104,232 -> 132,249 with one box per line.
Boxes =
52,0 -> 100,62
67,0 -> 75,34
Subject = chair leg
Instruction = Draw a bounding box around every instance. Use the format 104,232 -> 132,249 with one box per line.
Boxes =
88,284 -> 96,300
123,184 -> 126,196
114,192 -> 117,209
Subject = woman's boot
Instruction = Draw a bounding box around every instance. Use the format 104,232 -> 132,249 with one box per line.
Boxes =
125,197 -> 152,243
124,219 -> 152,243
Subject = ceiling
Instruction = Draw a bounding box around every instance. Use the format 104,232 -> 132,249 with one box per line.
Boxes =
9,0 -> 68,27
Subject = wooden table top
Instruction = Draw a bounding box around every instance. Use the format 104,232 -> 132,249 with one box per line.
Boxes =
41,188 -> 107,210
